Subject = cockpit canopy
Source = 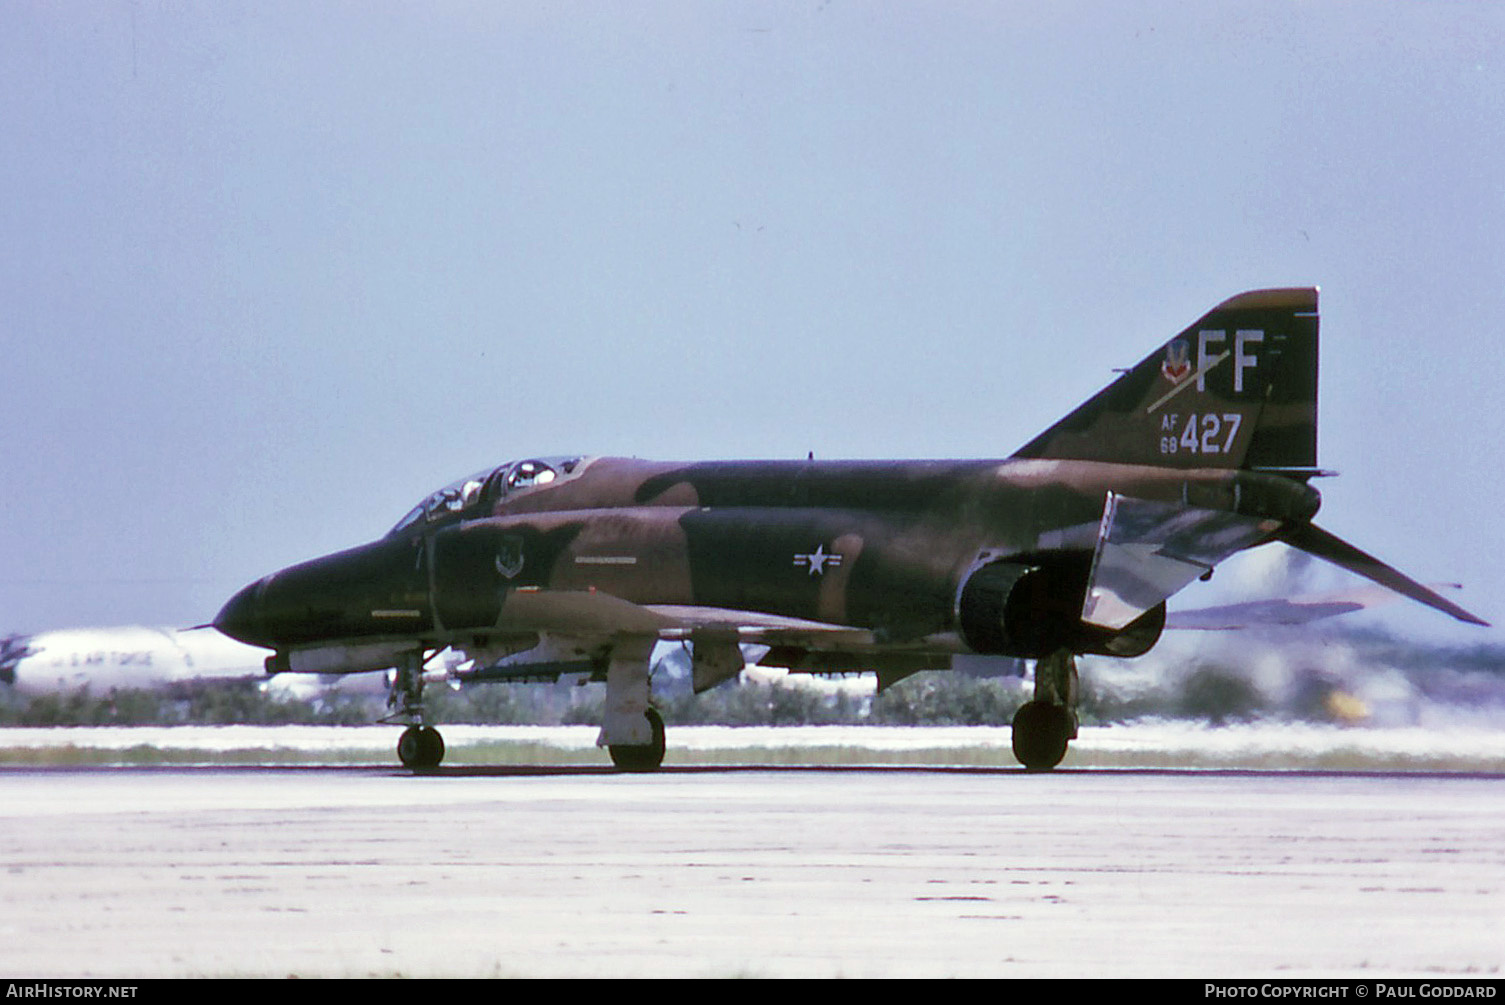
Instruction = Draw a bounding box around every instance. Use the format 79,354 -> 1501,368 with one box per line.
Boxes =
388,456 -> 586,536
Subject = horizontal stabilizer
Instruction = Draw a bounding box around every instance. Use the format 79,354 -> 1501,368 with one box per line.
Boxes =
1282,522 -> 1489,626
1165,582 -> 1450,630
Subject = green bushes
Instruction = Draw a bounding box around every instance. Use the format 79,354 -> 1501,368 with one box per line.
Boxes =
0,680 -> 372,726
0,674 -> 1028,728
2,629 -> 1498,728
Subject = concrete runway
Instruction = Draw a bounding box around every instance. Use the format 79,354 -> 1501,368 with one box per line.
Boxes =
0,765 -> 1501,978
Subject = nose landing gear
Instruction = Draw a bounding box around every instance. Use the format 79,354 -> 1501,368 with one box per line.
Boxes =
397,724 -> 446,769
386,651 -> 445,769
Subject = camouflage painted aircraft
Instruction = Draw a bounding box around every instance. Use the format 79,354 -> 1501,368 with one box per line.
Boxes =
213,288 -> 1486,770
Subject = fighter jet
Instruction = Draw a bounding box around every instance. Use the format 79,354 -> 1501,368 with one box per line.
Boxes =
213,288 -> 1486,770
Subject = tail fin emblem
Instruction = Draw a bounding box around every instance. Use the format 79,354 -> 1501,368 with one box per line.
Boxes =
1161,339 -> 1191,383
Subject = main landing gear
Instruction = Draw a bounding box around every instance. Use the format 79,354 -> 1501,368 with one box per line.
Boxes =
599,638 -> 666,772
1011,648 -> 1079,771
608,706 -> 666,772
386,651 -> 446,769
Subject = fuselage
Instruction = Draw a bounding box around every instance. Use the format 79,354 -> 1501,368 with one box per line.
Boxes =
215,455 -> 1320,662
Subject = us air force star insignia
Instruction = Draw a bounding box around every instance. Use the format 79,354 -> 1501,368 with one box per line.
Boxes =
793,544 -> 843,576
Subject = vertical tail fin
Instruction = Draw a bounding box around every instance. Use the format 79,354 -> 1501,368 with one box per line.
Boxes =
1013,288 -> 1319,473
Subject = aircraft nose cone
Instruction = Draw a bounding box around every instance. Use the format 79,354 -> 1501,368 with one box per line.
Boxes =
214,578 -> 268,646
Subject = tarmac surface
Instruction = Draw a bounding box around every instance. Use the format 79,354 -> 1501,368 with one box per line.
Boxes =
0,763 -> 1501,978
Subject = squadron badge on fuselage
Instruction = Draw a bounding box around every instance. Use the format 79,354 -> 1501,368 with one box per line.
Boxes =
494,535 -> 525,580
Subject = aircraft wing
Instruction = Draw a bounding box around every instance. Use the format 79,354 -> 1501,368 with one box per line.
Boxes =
460,592 -> 876,694
494,587 -> 670,636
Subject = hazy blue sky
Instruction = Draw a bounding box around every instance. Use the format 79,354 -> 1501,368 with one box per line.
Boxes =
3,2 -> 1503,641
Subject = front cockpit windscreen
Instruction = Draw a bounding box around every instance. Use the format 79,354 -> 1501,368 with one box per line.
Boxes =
387,456 -> 586,536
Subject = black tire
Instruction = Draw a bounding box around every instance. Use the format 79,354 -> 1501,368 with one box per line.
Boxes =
1011,701 -> 1072,771
416,726 -> 445,768
397,725 -> 445,769
397,726 -> 423,768
608,707 -> 666,772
